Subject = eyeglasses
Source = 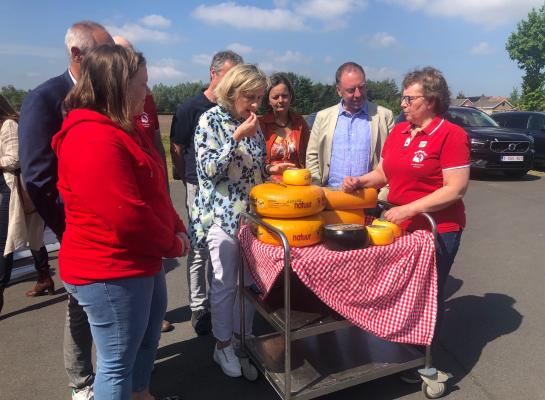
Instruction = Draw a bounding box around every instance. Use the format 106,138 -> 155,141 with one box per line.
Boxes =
401,95 -> 425,104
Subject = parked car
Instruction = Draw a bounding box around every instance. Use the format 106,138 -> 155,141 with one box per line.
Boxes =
397,106 -> 535,178
491,111 -> 545,166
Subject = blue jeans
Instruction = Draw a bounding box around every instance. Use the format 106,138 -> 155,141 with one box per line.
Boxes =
435,231 -> 462,333
63,268 -> 167,400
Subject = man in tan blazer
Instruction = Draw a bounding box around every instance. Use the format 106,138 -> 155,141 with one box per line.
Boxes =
306,62 -> 395,190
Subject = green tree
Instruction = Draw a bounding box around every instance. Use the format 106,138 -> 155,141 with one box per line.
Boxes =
456,91 -> 466,99
509,87 -> 521,108
367,79 -> 401,115
506,5 -> 545,111
0,85 -> 29,110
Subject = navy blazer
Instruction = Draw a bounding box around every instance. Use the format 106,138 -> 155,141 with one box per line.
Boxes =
18,70 -> 73,237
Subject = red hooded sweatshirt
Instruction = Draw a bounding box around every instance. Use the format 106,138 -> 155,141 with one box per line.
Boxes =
52,109 -> 185,284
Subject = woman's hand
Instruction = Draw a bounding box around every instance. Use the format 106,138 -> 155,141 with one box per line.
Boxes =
383,204 -> 416,225
268,162 -> 296,175
233,112 -> 259,141
176,231 -> 190,257
341,176 -> 362,193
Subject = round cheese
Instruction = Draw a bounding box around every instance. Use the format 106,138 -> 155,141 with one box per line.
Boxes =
250,182 -> 326,218
366,225 -> 394,246
321,209 -> 365,225
323,223 -> 369,251
323,187 -> 378,210
371,219 -> 402,238
282,168 -> 311,186
251,215 -> 324,247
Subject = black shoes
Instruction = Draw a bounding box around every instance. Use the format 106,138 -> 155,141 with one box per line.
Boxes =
191,309 -> 211,335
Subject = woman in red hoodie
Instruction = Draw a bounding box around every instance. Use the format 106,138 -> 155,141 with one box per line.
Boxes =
52,45 -> 188,400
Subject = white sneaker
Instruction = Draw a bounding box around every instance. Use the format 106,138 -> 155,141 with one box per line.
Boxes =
72,385 -> 93,400
213,343 -> 242,377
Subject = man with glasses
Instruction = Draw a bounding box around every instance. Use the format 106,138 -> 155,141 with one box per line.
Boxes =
306,62 -> 395,190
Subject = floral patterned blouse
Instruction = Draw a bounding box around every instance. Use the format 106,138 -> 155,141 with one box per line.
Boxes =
190,105 -> 266,248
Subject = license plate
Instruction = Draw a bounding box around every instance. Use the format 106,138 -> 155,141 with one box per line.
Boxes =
501,155 -> 524,162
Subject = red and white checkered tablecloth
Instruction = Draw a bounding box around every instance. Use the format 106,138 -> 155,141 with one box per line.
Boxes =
238,218 -> 437,346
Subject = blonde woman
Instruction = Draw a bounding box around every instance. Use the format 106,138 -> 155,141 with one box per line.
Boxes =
191,64 -> 292,377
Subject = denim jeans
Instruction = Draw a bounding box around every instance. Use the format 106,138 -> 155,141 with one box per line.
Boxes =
435,230 -> 462,333
63,268 -> 167,400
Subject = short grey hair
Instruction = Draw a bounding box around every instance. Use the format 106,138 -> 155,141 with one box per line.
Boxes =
64,20 -> 108,57
210,50 -> 244,74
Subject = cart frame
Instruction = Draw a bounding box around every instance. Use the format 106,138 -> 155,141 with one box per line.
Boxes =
237,201 -> 450,399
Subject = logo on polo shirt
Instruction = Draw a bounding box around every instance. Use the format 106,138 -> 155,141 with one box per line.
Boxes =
412,150 -> 427,166
140,112 -> 150,127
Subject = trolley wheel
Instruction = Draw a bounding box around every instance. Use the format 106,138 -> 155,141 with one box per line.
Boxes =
240,357 -> 258,381
421,381 -> 446,399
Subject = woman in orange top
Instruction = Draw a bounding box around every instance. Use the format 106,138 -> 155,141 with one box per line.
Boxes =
259,73 -> 310,180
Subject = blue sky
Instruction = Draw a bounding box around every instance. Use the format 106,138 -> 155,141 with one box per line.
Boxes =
1,0 -> 543,97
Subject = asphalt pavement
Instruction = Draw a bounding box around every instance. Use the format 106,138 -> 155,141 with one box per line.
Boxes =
1,171 -> 544,400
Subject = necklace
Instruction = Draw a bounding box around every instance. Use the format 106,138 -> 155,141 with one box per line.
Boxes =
275,119 -> 288,128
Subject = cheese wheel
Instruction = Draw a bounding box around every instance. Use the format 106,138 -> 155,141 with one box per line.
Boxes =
250,182 -> 326,218
321,209 -> 365,225
252,215 -> 324,247
323,187 -> 378,210
371,219 -> 402,238
366,225 -> 394,246
282,168 -> 311,186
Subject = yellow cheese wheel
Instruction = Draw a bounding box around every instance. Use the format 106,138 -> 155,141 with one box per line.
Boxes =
323,187 -> 378,210
282,168 -> 311,186
366,225 -> 395,246
371,219 -> 402,238
250,182 -> 326,218
251,215 -> 324,247
321,209 -> 365,225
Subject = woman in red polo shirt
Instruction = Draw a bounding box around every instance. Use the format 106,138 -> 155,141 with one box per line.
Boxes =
342,66 -> 470,338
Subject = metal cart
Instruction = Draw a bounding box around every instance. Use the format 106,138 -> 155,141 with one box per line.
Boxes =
237,202 -> 451,399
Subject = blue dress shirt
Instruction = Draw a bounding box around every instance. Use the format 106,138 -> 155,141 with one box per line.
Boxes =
328,101 -> 372,187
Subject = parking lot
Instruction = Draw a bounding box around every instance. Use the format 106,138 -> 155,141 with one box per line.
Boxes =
1,170 -> 544,400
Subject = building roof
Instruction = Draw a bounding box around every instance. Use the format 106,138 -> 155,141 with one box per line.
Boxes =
471,96 -> 514,109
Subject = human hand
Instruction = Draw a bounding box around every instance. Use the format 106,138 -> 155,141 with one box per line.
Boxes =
341,176 -> 361,193
233,112 -> 258,141
176,231 -> 190,257
268,162 -> 297,175
383,205 -> 416,225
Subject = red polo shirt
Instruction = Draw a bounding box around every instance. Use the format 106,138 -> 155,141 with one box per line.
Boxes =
382,117 -> 470,233
136,94 -> 160,141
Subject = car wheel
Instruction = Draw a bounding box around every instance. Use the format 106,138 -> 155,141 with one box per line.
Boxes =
503,170 -> 529,178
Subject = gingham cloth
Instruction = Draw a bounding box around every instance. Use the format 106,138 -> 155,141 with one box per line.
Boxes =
238,217 -> 437,345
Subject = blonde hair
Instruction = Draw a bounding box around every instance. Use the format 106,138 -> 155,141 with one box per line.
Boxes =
65,44 -> 145,133
214,64 -> 267,114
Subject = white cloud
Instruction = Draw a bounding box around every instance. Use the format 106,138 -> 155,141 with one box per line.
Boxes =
192,2 -> 307,31
364,32 -> 397,48
364,66 -> 400,81
258,50 -> 311,72
227,42 -> 253,55
0,43 -> 65,58
192,53 -> 212,66
295,0 -> 367,20
382,0 -> 543,28
471,41 -> 494,55
148,59 -> 187,82
106,23 -> 176,43
140,14 -> 172,28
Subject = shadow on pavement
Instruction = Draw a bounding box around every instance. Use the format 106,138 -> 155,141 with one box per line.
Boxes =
0,288 -> 67,321
437,292 -> 523,386
470,170 -> 541,182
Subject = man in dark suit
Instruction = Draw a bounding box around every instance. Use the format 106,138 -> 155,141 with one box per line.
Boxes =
18,20 -> 113,400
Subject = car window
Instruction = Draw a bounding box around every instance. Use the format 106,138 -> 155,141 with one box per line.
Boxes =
528,114 -> 545,130
445,108 -> 499,128
496,114 -> 528,129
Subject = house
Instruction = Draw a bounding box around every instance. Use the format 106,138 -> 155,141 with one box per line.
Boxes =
469,96 -> 516,114
451,98 -> 474,107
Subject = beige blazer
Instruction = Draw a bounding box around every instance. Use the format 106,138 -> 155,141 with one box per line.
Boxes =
306,101 -> 395,187
0,120 -> 44,256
